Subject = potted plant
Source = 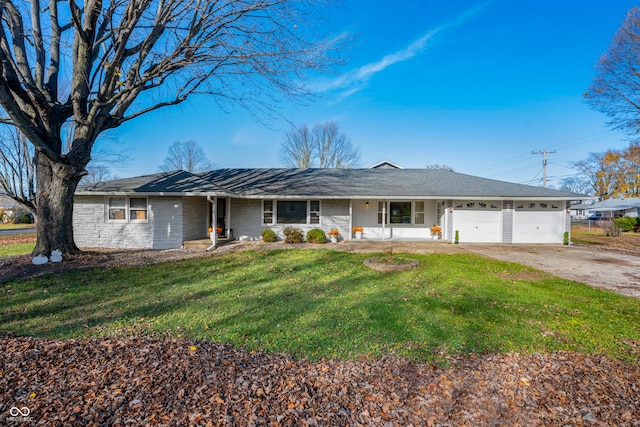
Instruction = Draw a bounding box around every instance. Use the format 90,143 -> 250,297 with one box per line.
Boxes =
352,226 -> 364,239
454,230 -> 459,244
430,226 -> 442,239
328,229 -> 339,243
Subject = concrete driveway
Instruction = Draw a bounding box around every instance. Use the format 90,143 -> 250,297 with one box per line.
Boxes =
343,240 -> 640,298
462,244 -> 640,299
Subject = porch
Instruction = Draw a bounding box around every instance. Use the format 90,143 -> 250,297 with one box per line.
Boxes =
182,237 -> 234,250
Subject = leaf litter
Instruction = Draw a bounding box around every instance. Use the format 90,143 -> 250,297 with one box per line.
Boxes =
1,336 -> 639,426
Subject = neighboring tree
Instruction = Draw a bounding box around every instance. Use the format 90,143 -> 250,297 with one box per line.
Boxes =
584,7 -> 640,138
159,141 -> 214,173
0,1 -> 345,256
425,164 -> 455,171
281,125 -> 314,168
0,126 -> 36,214
572,143 -> 640,200
559,177 -> 592,195
280,121 -> 360,168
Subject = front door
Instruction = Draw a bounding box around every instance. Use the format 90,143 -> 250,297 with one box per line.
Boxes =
217,198 -> 226,238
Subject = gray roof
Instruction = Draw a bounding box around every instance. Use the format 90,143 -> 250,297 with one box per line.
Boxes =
77,170 -> 226,194
78,168 -> 590,200
587,197 -> 640,212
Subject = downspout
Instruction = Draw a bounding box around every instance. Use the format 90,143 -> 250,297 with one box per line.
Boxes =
206,195 -> 217,251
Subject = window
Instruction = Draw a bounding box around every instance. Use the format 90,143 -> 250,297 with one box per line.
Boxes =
277,201 -> 307,224
390,201 -> 411,224
108,197 -> 126,221
309,200 -> 320,224
129,197 -> 148,220
415,201 -> 425,224
263,200 -> 273,224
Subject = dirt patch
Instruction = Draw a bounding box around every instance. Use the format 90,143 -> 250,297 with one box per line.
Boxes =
363,256 -> 419,272
1,336 -> 638,426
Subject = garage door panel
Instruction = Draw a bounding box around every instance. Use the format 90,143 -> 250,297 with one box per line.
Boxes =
454,210 -> 501,243
513,210 -> 563,243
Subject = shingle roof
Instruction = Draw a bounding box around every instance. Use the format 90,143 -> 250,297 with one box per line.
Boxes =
586,197 -> 640,211
77,170 -> 226,194
77,168 -> 590,199
197,168 -> 587,199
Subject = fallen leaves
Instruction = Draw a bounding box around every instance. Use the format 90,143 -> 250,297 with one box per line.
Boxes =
0,336 -> 639,426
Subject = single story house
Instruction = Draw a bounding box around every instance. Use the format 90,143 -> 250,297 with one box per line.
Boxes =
587,197 -> 640,218
73,168 -> 592,249
570,202 -> 593,220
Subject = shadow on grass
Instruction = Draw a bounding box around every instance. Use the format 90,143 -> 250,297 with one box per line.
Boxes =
2,250 -> 640,362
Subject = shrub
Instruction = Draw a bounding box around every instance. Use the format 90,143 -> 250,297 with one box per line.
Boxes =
306,228 -> 326,244
14,211 -> 34,224
283,227 -> 304,243
597,220 -> 620,237
614,216 -> 636,232
261,228 -> 277,242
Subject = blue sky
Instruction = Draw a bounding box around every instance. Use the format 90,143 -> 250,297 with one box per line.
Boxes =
111,0 -> 637,188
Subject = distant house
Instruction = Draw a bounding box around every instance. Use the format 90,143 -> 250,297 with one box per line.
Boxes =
368,160 -> 403,169
587,197 -> 640,218
73,168 -> 591,249
570,202 -> 592,220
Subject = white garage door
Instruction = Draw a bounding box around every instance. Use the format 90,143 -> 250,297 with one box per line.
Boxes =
453,201 -> 502,243
513,202 -> 564,243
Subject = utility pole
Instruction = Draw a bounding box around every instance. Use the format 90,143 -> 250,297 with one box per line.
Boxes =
532,150 -> 556,188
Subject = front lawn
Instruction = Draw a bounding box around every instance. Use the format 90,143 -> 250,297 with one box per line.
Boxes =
0,232 -> 36,258
2,249 -> 639,363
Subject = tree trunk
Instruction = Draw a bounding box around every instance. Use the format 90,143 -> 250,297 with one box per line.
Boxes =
32,152 -> 82,256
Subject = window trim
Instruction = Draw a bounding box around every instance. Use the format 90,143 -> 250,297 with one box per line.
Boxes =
107,196 -> 127,222
106,196 -> 149,223
129,197 -> 149,222
263,200 -> 274,225
378,201 -> 427,226
263,199 -> 322,225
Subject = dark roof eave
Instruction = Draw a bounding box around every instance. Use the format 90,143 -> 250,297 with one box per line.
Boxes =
75,191 -> 234,197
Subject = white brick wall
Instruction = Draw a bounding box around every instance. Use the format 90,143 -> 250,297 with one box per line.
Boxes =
230,199 -> 350,241
230,199 -> 263,240
150,197 -> 183,249
74,196 -> 352,247
73,196 -> 183,249
182,197 -> 208,240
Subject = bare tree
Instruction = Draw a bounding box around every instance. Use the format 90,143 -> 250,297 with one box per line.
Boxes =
280,125 -> 314,168
559,177 -> 592,195
159,140 -> 214,173
0,126 -> 35,214
584,7 -> 640,138
280,121 -> 360,168
0,0 -> 346,255
425,164 -> 455,171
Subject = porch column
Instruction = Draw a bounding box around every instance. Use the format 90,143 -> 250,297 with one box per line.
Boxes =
348,200 -> 353,241
382,201 -> 386,241
226,198 -> 232,239
209,196 -> 217,250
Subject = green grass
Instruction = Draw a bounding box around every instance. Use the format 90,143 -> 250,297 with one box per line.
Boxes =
0,242 -> 35,257
2,249 -> 639,364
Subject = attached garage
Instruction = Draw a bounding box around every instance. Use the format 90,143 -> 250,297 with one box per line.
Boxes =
452,201 -> 502,243
512,201 -> 565,244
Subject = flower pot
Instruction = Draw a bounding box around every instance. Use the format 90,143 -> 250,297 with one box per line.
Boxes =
330,236 -> 338,244
355,231 -> 363,240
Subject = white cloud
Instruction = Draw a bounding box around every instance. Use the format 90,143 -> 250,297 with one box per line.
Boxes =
314,1 -> 493,101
